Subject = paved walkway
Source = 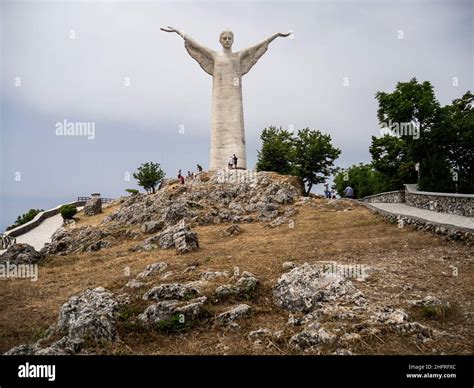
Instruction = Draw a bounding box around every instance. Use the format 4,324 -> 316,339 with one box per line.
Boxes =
14,213 -> 64,251
369,203 -> 474,230
1,206 -> 84,253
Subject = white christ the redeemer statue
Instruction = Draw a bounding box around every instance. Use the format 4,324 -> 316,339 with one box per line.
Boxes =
161,26 -> 291,170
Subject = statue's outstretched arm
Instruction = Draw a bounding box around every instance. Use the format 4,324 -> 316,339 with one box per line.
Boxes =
161,26 -> 216,76
239,31 -> 291,76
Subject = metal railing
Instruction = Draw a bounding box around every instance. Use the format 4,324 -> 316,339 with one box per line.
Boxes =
77,197 -> 114,203
0,234 -> 16,250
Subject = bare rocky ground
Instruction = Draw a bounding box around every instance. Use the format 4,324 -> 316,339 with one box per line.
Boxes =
1,171 -> 472,355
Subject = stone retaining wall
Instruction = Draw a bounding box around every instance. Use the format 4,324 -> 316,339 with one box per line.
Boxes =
360,185 -> 473,218
360,190 -> 405,204
404,186 -> 473,218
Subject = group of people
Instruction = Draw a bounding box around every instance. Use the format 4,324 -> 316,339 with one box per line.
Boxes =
323,183 -> 337,199
177,164 -> 203,185
228,154 -> 239,169
323,183 -> 354,199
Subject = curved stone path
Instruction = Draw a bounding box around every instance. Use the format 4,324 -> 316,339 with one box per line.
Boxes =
2,207 -> 84,253
369,203 -> 474,230
14,213 -> 64,251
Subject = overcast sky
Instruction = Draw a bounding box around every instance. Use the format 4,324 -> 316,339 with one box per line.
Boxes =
0,0 -> 472,230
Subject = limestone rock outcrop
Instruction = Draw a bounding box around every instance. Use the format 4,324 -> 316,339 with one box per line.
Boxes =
5,287 -> 122,355
0,243 -> 42,264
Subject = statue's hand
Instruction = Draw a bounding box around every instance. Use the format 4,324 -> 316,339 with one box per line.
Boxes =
278,31 -> 292,38
161,26 -> 178,33
161,26 -> 185,38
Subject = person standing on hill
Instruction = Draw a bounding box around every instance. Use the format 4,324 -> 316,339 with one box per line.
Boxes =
343,186 -> 354,198
233,154 -> 238,169
177,169 -> 185,184
323,182 -> 330,198
228,156 -> 234,169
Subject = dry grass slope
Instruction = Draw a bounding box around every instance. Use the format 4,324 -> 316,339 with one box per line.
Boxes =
0,198 -> 472,355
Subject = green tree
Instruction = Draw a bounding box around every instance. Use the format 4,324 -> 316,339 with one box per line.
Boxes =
369,135 -> 416,190
372,79 -> 473,193
371,78 -> 440,190
334,164 -> 389,199
133,162 -> 165,194
375,78 -> 439,133
256,126 -> 340,195
433,91 -> 474,193
6,208 -> 44,230
256,126 -> 294,174
293,128 -> 341,195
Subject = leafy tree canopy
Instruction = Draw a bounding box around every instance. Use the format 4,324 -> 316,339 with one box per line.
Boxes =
133,162 -> 165,194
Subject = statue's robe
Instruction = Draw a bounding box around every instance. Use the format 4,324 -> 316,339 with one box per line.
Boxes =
184,36 -> 271,170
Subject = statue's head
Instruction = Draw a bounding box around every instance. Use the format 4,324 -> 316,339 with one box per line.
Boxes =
219,30 -> 234,49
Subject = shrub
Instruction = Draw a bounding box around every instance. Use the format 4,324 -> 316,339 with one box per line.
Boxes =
60,205 -> 77,220
420,304 -> 451,320
155,314 -> 186,332
125,188 -> 139,195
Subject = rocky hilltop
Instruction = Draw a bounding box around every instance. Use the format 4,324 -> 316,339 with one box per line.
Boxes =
37,171 -> 302,256
2,171 -> 472,355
